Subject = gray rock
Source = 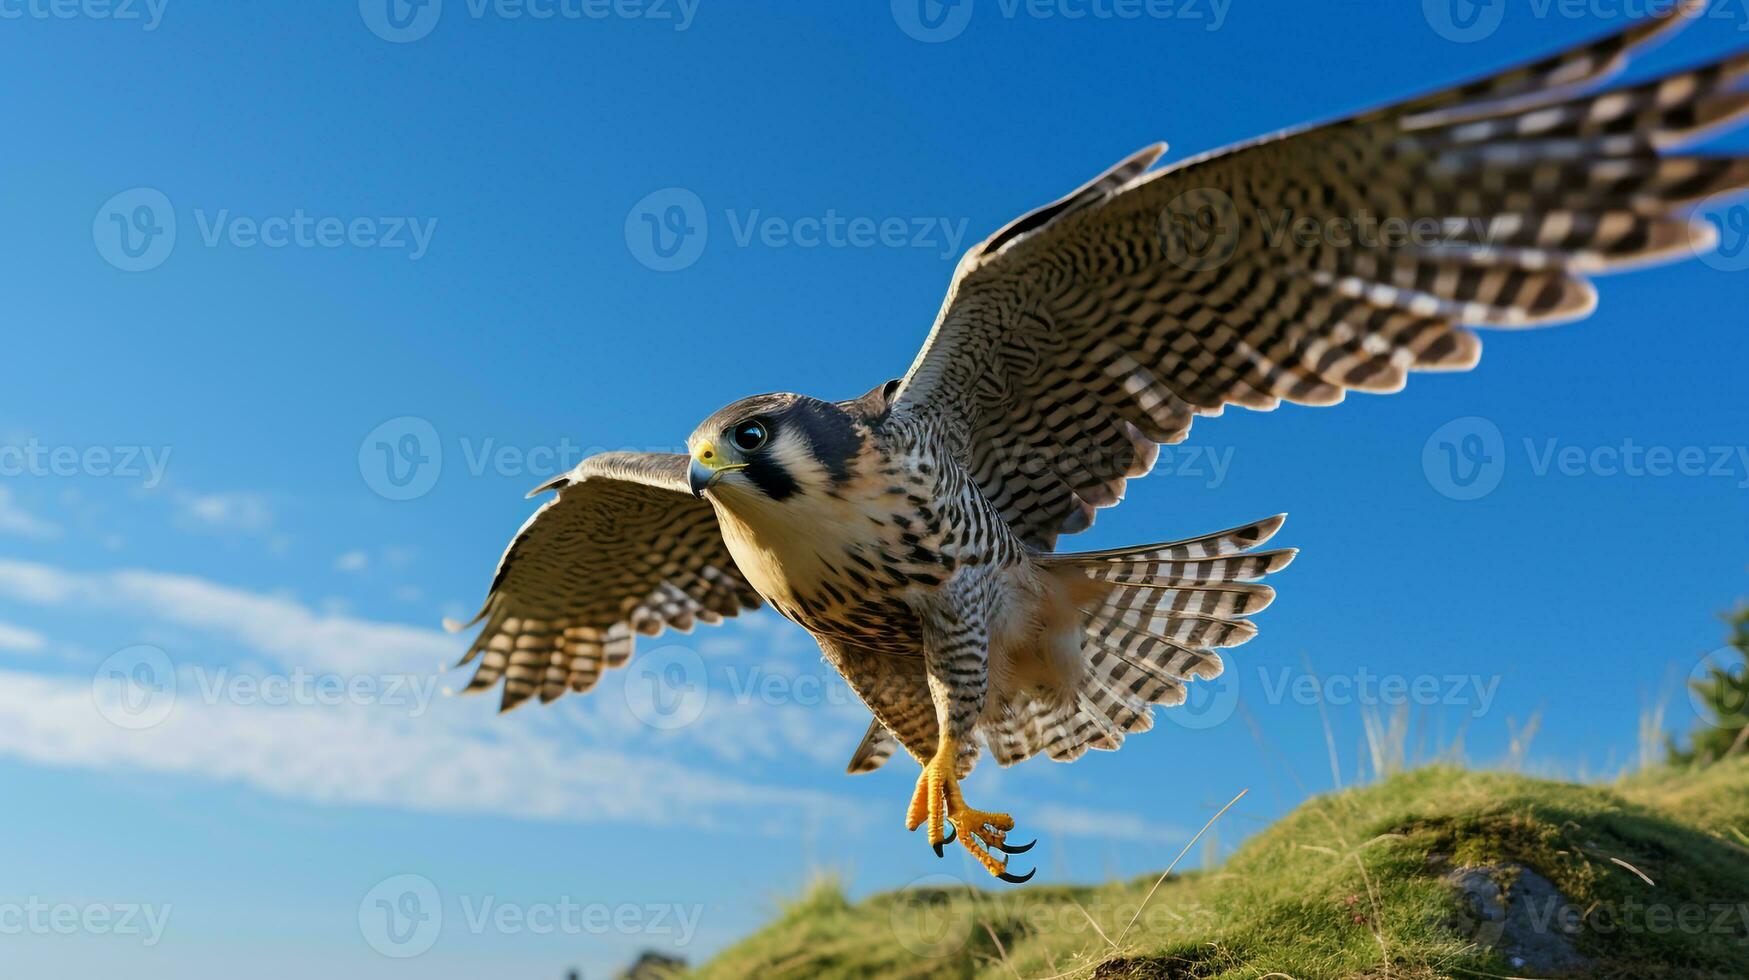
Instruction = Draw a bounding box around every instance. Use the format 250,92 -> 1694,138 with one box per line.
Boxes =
1444,863 -> 1592,975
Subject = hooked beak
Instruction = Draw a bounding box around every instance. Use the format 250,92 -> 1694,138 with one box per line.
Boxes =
688,441 -> 746,498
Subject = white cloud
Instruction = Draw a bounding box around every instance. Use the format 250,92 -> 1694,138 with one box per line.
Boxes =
173,491 -> 274,536
0,560 -> 84,604
334,550 -> 369,573
1031,803 -> 1190,843
0,670 -> 856,832
0,621 -> 46,653
0,559 -> 862,832
0,487 -> 60,540
0,559 -> 450,675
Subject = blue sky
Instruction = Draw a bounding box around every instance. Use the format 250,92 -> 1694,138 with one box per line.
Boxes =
2,1 -> 1747,976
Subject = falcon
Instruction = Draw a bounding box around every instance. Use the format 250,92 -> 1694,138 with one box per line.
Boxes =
452,4 -> 1749,882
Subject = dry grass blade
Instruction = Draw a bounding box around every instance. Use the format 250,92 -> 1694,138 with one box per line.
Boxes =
1609,856 -> 1656,886
1071,899 -> 1117,950
1116,787 -> 1248,945
980,920 -> 1019,978
1351,852 -> 1389,970
1303,652 -> 1343,791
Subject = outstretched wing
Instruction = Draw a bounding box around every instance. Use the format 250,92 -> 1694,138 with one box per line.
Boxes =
892,4 -> 1749,550
450,451 -> 760,710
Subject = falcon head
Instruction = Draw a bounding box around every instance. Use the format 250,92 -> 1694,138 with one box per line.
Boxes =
687,387 -> 885,503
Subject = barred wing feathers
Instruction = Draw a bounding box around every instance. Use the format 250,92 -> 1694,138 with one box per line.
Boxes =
450,451 -> 760,710
891,2 -> 1749,550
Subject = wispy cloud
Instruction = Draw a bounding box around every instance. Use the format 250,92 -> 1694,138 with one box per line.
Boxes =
0,669 -> 856,831
172,491 -> 278,546
0,558 -> 450,675
0,621 -> 46,653
0,559 -> 862,832
1032,803 -> 1190,843
0,487 -> 60,540
334,550 -> 369,573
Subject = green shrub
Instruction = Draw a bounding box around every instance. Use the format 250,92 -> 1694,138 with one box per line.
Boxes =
1668,605 -> 1749,767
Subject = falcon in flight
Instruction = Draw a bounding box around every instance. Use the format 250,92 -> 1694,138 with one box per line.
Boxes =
453,5 -> 1749,882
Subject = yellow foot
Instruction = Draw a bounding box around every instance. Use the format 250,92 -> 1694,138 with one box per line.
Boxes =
905,738 -> 1037,883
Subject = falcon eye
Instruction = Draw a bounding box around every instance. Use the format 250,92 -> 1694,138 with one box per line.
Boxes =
731,419 -> 769,452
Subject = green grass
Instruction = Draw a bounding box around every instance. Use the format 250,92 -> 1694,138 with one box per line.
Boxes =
691,759 -> 1749,979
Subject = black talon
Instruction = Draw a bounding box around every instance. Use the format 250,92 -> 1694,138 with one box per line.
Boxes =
997,866 -> 1036,884
932,824 -> 956,857
993,837 -> 1036,855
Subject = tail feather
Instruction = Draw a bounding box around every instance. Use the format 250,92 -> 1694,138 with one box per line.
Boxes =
845,718 -> 898,774
1095,580 -> 1276,617
1076,548 -> 1297,585
1083,606 -> 1258,649
984,514 -> 1293,767
1043,513 -> 1286,562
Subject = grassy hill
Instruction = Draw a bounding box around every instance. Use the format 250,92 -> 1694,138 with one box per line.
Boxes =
689,760 -> 1749,979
